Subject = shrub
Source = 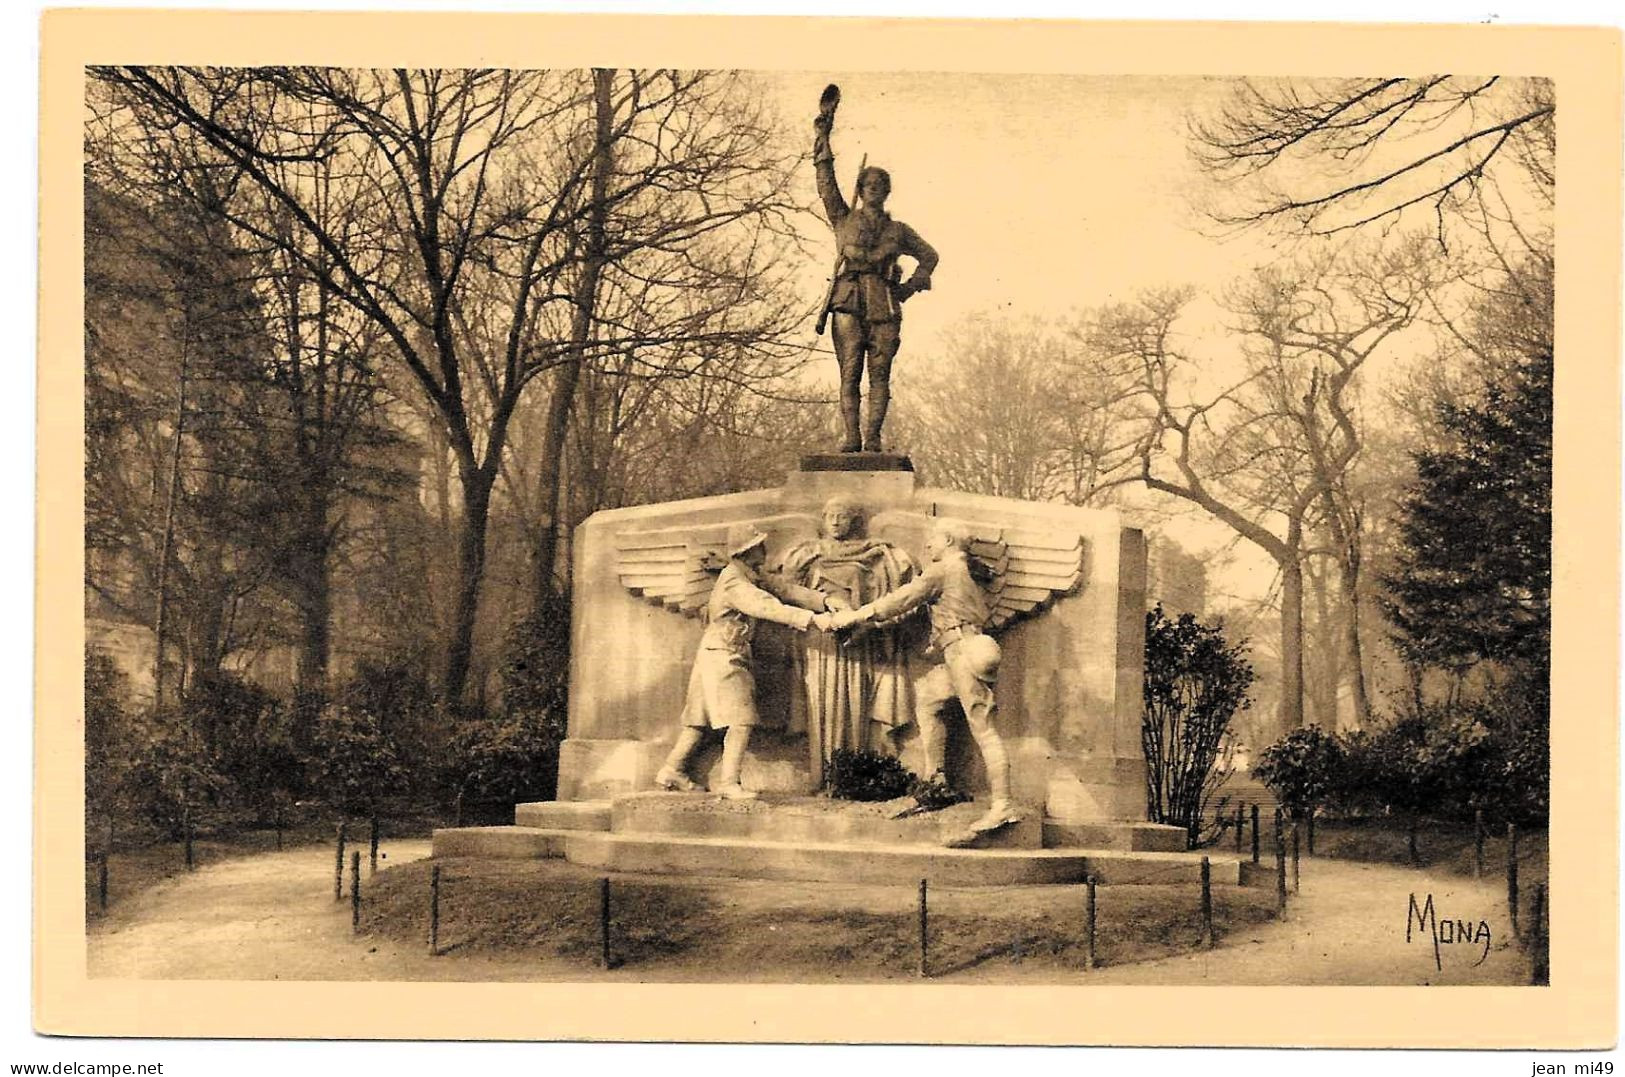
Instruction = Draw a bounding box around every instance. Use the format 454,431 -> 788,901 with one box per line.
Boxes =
1279,668 -> 1548,827
826,748 -> 913,802
330,661 -> 444,803
1253,725 -> 1343,821
312,701 -> 407,818
1142,605 -> 1254,847
126,718 -> 229,839
446,711 -> 562,806
184,671 -> 302,819
85,649 -> 129,835
500,596 -> 571,722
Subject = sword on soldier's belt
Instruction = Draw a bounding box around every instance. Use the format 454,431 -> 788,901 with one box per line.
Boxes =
815,152 -> 866,337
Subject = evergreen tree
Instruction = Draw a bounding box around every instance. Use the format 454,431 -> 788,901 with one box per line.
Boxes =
1382,263 -> 1553,677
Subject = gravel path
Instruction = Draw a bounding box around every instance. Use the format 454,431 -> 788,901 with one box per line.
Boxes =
88,840 -> 1534,985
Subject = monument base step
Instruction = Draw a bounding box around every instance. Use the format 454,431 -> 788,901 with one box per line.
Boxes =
515,800 -> 613,830
1041,820 -> 1188,852
432,826 -> 569,859
430,826 -> 1242,887
604,791 -> 1042,849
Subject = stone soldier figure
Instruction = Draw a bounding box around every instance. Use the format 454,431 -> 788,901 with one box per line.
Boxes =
655,524 -> 839,800
814,85 -> 939,453
831,521 -> 1022,841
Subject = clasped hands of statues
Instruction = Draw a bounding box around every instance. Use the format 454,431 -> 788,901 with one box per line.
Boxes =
809,595 -> 881,637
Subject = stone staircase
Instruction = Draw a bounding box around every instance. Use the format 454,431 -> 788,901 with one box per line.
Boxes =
431,792 -> 1244,887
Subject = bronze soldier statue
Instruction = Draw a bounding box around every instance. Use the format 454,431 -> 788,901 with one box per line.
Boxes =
814,85 -> 939,454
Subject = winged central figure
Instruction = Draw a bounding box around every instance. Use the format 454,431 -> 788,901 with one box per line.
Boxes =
774,498 -> 920,786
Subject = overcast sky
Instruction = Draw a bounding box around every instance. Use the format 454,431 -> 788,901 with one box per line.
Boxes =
765,71 -> 1268,344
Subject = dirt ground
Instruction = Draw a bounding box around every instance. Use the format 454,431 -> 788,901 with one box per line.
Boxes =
87,836 -> 1539,985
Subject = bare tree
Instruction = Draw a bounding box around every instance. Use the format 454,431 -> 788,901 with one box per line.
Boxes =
85,182 -> 287,703
523,69 -> 810,606
1089,241 -> 1433,737
1190,76 -> 1554,249
892,313 -> 1142,504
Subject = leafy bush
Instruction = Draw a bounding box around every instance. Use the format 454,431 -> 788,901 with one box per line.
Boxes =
1253,725 -> 1343,821
826,748 -> 913,802
1266,670 -> 1548,826
436,607 -> 572,809
126,718 -> 229,839
500,596 -> 571,722
312,701 -> 407,818
447,711 -> 562,806
329,661 -> 444,804
184,671 -> 302,819
1142,605 -> 1254,846
85,649 -> 130,833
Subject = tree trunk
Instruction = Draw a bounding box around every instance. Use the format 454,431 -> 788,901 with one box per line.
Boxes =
1278,555 -> 1306,741
445,467 -> 495,709
1339,557 -> 1372,729
1307,557 -> 1338,725
293,495 -> 333,692
152,340 -> 190,713
532,68 -> 615,611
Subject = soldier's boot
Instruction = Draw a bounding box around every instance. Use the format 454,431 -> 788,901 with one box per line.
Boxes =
656,728 -> 705,792
714,725 -> 759,801
838,399 -> 862,454
968,799 -> 1023,834
654,767 -> 702,792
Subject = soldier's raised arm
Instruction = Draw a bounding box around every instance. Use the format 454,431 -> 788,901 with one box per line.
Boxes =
813,93 -> 849,226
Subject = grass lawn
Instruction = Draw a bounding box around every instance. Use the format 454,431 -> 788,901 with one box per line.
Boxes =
361,857 -> 1281,979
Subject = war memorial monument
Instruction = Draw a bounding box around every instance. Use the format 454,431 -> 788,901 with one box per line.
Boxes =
432,85 -> 1219,887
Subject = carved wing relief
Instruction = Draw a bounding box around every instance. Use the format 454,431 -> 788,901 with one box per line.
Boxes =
614,525 -> 729,618
967,525 -> 1085,631
614,514 -> 820,618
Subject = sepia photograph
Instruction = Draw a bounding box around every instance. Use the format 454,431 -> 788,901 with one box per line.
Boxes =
32,7 -> 1621,1050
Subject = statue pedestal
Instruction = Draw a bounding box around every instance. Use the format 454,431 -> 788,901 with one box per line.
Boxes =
557,460 -> 1151,827
798,452 -> 913,472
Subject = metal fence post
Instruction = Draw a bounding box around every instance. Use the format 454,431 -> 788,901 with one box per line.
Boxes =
1085,875 -> 1098,970
333,821 -> 348,902
1274,808 -> 1287,913
1199,857 -> 1215,949
1291,820 -> 1301,894
429,864 -> 441,956
350,850 -> 361,933
917,878 -> 929,978
1473,809 -> 1485,879
1251,804 -> 1261,865
599,877 -> 613,968
1507,823 -> 1520,940
1530,883 -> 1548,985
